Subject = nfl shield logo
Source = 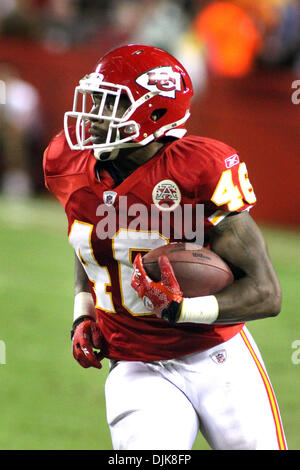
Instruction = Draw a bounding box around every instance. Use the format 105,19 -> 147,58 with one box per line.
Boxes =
103,191 -> 117,206
210,349 -> 227,364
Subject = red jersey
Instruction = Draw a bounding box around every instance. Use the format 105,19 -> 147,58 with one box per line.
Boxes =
43,128 -> 257,361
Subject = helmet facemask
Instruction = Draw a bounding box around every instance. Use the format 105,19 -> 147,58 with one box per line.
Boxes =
64,73 -> 142,160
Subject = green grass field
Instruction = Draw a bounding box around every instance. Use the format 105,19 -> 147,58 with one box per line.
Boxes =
0,196 -> 299,450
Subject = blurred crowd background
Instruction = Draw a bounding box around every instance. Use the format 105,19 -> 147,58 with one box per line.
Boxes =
1,0 -> 299,70
0,0 -> 299,225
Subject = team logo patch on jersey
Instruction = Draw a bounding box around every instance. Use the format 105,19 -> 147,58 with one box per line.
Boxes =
103,191 -> 117,206
210,349 -> 227,364
152,179 -> 181,211
136,66 -> 182,99
225,154 -> 240,169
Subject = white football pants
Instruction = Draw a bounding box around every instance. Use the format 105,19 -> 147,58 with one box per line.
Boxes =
104,326 -> 287,450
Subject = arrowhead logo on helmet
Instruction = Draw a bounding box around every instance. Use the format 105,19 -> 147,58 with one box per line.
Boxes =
136,66 -> 182,99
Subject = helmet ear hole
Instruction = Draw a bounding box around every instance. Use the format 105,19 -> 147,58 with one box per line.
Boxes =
150,108 -> 167,122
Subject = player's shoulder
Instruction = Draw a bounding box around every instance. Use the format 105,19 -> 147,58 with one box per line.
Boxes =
168,134 -> 238,168
165,135 -> 240,185
43,126 -> 88,178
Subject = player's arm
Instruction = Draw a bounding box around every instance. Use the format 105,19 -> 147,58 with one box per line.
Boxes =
131,211 -> 282,325
73,251 -> 96,321
168,211 -> 282,324
207,210 -> 282,323
74,251 -> 94,301
71,252 -> 104,369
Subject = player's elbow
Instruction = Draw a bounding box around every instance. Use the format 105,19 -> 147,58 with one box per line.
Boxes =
267,291 -> 282,317
259,281 -> 282,318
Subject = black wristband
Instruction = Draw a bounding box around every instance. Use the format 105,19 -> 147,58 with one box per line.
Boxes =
70,315 -> 95,340
161,300 -> 182,323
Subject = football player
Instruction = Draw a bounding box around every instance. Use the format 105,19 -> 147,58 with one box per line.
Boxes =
43,44 -> 287,450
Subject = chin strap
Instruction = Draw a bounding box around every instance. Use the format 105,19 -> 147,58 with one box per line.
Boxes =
94,147 -> 120,161
94,128 -> 122,161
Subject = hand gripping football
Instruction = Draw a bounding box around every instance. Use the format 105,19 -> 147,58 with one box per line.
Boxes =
142,242 -> 233,297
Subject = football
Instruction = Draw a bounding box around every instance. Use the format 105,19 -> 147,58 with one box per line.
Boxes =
142,242 -> 234,297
